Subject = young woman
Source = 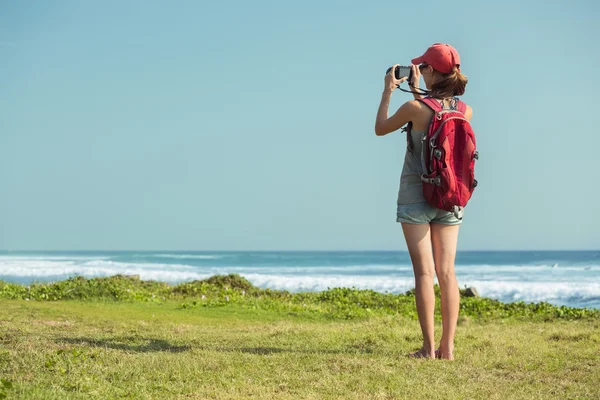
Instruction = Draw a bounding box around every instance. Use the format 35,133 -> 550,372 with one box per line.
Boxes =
374,43 -> 472,360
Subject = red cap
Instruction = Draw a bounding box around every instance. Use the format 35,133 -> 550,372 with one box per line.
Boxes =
411,43 -> 461,74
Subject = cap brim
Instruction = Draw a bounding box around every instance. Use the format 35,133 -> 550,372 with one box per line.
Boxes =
411,55 -> 425,65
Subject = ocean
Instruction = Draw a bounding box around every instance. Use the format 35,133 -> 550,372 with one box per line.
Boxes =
0,251 -> 598,309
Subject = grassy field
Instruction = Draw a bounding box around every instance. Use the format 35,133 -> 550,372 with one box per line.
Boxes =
0,275 -> 599,399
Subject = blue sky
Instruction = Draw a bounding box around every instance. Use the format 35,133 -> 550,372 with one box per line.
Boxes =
1,0 -> 598,251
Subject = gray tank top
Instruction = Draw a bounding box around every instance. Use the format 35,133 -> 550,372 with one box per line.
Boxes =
397,129 -> 427,204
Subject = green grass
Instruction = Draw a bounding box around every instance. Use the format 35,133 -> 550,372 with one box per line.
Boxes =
0,275 -> 599,399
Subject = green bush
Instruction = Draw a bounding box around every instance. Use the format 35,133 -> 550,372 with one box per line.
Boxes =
198,274 -> 256,291
1,274 -> 598,322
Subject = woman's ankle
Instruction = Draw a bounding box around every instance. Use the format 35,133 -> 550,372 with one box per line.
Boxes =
422,342 -> 436,354
438,340 -> 454,353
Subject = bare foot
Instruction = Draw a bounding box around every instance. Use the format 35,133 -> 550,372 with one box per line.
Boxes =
435,348 -> 454,360
408,347 -> 435,359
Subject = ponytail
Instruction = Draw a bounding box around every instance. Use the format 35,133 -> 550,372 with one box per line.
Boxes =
429,66 -> 468,98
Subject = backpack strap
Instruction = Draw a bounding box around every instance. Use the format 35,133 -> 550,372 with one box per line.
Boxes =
407,97 -> 466,153
402,121 -> 414,152
419,97 -> 468,115
417,97 -> 443,112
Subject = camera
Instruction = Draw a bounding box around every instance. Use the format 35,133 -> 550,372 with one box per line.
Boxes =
385,65 -> 413,84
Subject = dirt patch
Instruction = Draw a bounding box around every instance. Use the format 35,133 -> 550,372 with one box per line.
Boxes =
32,320 -> 74,327
547,332 -> 591,342
172,324 -> 194,334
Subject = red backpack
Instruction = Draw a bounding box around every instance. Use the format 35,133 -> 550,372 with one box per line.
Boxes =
411,97 -> 478,218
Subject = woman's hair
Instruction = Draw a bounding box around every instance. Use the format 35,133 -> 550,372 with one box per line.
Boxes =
429,66 -> 468,98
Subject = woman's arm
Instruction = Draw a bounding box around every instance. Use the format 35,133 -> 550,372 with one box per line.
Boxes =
375,98 -> 419,136
374,64 -> 419,136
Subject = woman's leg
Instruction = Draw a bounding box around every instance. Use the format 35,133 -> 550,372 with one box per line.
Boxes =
401,223 -> 436,358
431,223 -> 460,360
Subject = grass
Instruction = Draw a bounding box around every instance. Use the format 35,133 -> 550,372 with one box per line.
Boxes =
0,275 -> 599,399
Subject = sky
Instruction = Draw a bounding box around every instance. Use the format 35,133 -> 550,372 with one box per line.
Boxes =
1,0 -> 598,251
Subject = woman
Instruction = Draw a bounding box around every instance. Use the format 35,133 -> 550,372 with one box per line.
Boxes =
374,43 -> 472,360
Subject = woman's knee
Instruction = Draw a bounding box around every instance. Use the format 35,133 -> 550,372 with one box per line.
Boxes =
435,265 -> 456,282
414,268 -> 435,281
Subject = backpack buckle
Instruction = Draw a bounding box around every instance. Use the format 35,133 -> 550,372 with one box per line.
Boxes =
434,149 -> 443,160
452,205 -> 463,220
421,175 -> 441,186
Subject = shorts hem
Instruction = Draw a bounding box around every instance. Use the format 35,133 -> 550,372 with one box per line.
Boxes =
430,220 -> 463,226
396,218 -> 428,224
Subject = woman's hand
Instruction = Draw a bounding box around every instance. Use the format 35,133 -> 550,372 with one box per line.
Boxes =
409,64 -> 421,88
384,64 -> 407,93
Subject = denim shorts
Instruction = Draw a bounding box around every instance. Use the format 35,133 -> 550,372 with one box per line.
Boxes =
396,202 -> 463,225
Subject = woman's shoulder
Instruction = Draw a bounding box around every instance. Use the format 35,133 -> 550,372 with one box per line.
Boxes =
401,99 -> 423,111
399,99 -> 435,130
402,99 -> 435,114
463,102 -> 473,121
397,99 -> 433,121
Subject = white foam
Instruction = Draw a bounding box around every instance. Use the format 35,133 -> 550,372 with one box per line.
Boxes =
80,260 -> 196,270
0,260 -> 197,273
152,254 -> 223,260
214,264 -> 413,274
241,273 -> 416,293
241,275 -> 600,304
0,260 -> 211,282
0,255 -> 110,261
456,264 -> 598,272
460,280 -> 600,304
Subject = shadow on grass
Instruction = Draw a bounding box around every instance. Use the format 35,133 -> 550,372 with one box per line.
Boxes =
57,336 -> 191,353
195,345 -> 376,355
55,337 -> 378,355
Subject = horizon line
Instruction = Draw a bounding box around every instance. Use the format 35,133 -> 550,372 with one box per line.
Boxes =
0,249 -> 598,253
